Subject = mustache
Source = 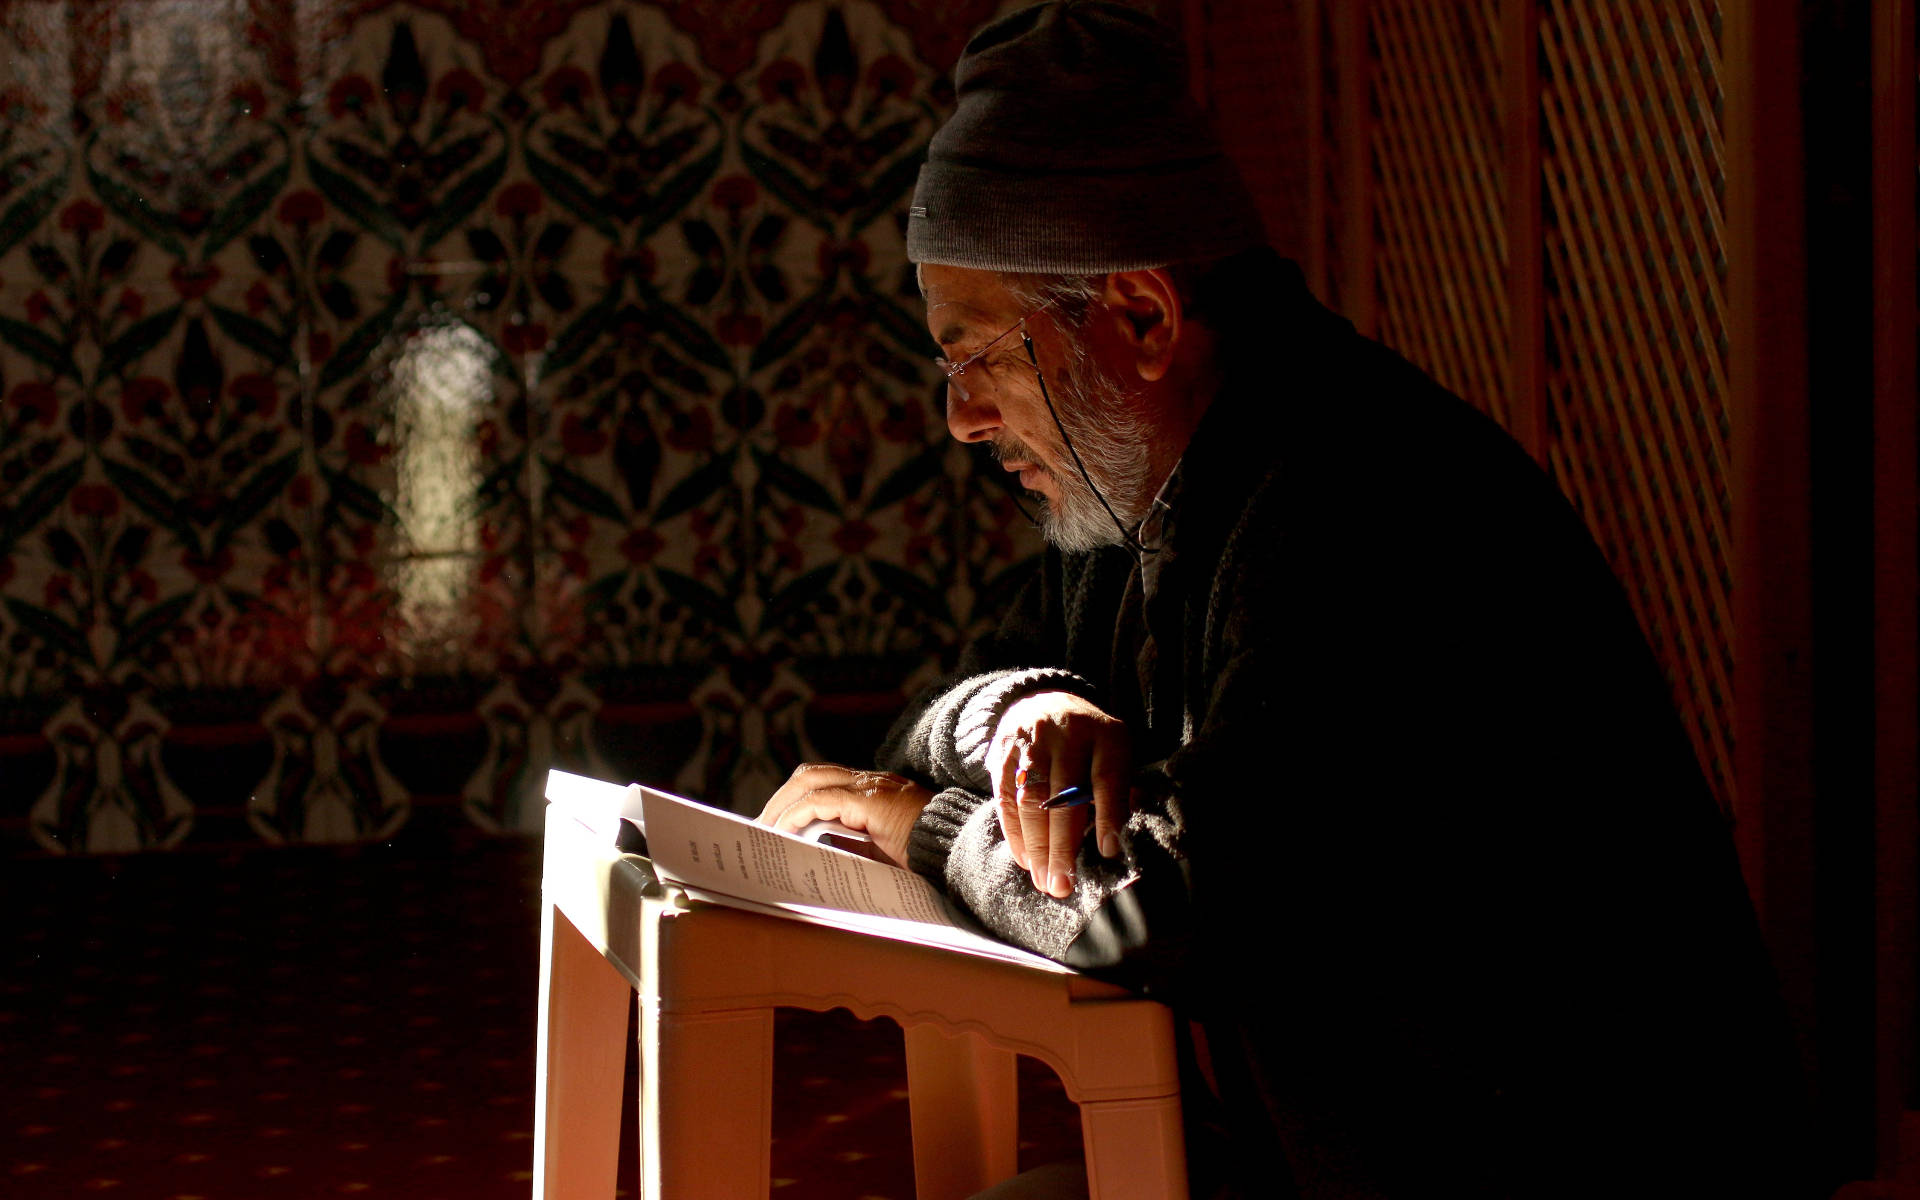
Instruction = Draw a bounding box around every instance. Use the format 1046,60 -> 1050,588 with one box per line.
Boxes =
989,434 -> 1046,468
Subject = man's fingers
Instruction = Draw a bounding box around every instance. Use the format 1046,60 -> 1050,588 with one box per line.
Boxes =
1045,804 -> 1088,898
994,736 -> 1029,870
1089,733 -> 1130,859
1017,750 -> 1053,893
758,763 -> 856,823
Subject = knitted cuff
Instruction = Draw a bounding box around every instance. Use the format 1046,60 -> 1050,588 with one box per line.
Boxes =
905,787 -> 985,891
940,666 -> 1101,785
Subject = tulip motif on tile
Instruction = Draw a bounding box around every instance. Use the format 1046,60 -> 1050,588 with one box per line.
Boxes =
251,678 -> 406,843
32,689 -> 191,853
672,658 -> 814,815
463,670 -> 607,833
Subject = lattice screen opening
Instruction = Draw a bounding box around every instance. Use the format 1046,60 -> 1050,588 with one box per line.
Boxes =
1368,0 -> 1510,423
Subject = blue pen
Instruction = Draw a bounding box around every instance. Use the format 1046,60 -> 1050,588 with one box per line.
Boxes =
1038,785 -> 1091,811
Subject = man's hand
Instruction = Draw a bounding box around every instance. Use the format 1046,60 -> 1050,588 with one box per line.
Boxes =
757,764 -> 934,869
989,690 -> 1132,899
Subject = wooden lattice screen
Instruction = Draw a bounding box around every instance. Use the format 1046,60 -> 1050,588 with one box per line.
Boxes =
1369,2 -> 1510,426
1305,0 -> 1736,812
1536,1 -> 1733,811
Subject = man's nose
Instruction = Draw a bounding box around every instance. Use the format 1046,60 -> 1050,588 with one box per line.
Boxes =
945,385 -> 1001,443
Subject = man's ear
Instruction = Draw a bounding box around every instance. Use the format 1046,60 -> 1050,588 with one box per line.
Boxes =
1101,269 -> 1181,381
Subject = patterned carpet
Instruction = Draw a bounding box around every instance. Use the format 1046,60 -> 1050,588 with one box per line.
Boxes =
2,830 -> 1081,1199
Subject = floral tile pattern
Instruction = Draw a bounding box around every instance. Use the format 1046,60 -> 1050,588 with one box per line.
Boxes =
0,0 -> 1045,854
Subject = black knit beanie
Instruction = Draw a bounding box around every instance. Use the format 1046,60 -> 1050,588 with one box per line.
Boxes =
906,0 -> 1266,273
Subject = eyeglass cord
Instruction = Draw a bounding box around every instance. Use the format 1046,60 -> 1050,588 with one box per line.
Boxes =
1019,329 -> 1159,563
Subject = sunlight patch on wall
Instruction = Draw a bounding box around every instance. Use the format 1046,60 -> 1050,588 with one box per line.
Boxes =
386,317 -> 491,668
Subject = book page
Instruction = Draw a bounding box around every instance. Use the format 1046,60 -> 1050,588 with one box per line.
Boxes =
675,886 -> 1074,974
638,785 -> 966,929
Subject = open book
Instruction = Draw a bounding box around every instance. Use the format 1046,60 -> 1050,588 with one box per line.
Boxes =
545,769 -> 1072,974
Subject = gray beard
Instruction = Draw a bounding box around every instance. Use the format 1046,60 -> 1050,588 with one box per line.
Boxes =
993,353 -> 1155,554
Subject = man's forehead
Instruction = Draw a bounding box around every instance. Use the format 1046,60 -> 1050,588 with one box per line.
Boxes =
918,264 -> 1013,343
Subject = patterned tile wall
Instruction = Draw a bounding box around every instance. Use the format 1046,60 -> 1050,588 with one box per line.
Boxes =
0,0 -> 1040,853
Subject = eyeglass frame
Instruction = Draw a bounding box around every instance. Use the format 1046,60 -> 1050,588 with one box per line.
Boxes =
932,297 -> 1057,405
926,293 -> 1160,559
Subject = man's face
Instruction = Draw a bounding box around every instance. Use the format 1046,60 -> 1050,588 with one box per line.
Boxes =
920,264 -> 1152,552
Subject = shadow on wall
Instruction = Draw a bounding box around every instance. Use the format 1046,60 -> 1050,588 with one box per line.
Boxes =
0,0 -> 1042,855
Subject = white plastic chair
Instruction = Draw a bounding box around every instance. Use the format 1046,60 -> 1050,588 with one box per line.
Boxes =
533,804 -> 1187,1199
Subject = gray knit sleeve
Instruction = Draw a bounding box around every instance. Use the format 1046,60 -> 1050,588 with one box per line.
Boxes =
905,776 -> 1193,970
908,666 -> 1098,792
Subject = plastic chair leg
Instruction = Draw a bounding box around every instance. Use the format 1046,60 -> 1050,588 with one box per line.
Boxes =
1081,1095 -> 1188,1200
905,1024 -> 1021,1199
535,901 -> 632,1200
640,1005 -> 775,1199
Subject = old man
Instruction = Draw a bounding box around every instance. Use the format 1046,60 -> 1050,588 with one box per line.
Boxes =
759,3 -> 1805,1196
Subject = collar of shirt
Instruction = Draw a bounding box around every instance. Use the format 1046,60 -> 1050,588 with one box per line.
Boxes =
1135,457 -> 1183,600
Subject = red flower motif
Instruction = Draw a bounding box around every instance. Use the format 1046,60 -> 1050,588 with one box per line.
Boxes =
168,261 -> 221,299
663,408 -> 714,452
0,87 -> 40,122
772,402 -> 820,447
59,200 -> 104,234
693,543 -> 726,578
778,504 -> 804,537
436,68 -> 486,113
559,549 -> 590,579
11,381 -> 60,426
307,330 -> 334,365
0,556 -> 12,588
244,280 -> 272,315
562,515 -> 590,545
866,55 -> 916,99
602,245 -> 656,284
904,533 -> 933,568
495,181 -> 544,219
902,495 -> 932,529
540,66 -> 593,112
770,540 -> 803,572
70,483 -> 120,518
503,321 -> 550,356
343,422 -> 388,466
119,377 -> 168,423
127,569 -> 158,603
328,74 -> 375,118
24,291 -> 54,325
277,189 -> 326,226
289,473 -> 313,508
711,174 -> 758,211
652,62 -> 700,107
715,312 -> 762,347
116,289 -> 145,321
104,87 -> 141,125
879,401 -> 925,444
831,519 -> 877,556
757,59 -> 805,105
619,527 -> 662,564
230,80 -> 268,117
44,574 -> 72,608
185,545 -> 236,583
817,238 -> 871,276
559,412 -> 607,456
229,373 -> 278,420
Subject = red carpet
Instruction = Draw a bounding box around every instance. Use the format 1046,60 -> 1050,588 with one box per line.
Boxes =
3,833 -> 1081,1198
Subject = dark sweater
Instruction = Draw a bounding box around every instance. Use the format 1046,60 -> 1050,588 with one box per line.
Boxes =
880,267 -> 1808,1198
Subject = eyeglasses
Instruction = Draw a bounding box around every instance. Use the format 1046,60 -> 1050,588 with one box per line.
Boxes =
930,294 -> 1160,561
933,297 -> 1056,404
